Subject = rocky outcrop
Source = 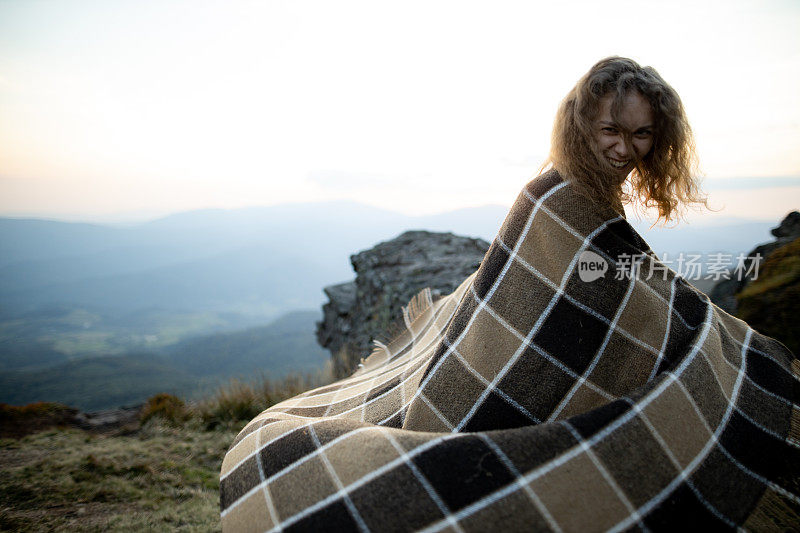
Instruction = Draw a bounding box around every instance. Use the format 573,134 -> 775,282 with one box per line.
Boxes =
73,405 -> 142,432
710,211 -> 800,314
317,230 -> 490,377
736,236 -> 800,355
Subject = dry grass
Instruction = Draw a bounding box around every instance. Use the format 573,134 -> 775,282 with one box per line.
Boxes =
192,366 -> 333,431
0,366 -> 335,531
140,393 -> 189,426
0,402 -> 79,438
0,421 -> 236,532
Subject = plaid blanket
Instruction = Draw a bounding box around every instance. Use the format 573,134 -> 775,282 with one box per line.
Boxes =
220,170 -> 800,532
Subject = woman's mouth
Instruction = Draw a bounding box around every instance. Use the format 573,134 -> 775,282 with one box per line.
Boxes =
606,157 -> 630,169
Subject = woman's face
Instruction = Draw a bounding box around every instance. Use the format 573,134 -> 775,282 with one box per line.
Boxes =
593,91 -> 654,178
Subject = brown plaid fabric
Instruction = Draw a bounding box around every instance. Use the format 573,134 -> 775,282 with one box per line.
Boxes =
220,170 -> 800,532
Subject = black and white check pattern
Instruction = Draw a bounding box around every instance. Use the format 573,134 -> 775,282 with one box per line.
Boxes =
220,170 -> 800,532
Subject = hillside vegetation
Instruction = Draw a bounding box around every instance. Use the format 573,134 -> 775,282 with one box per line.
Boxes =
0,354 -> 200,411
0,372 -> 328,531
0,311 -> 329,411
737,236 -> 800,354
1,423 -> 233,531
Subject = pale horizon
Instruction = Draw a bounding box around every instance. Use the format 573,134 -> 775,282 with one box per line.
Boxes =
2,0 -> 799,225
2,179 -> 798,229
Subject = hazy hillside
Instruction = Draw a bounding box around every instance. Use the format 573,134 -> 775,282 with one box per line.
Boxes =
0,203 -> 509,323
163,311 -> 329,378
0,311 -> 328,411
0,199 -> 784,412
0,244 -> 335,316
0,306 -> 247,369
630,218 -> 775,259
0,202 -> 776,322
0,353 -> 198,411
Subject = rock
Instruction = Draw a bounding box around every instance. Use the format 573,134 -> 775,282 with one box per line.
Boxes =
317,230 -> 489,377
771,211 -> 800,239
736,236 -> 800,355
73,405 -> 142,432
316,282 -> 357,353
710,211 -> 800,314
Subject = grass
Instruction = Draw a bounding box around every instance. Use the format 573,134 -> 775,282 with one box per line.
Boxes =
0,402 -> 78,439
195,372 -> 328,430
0,369 -> 333,531
0,422 -> 237,532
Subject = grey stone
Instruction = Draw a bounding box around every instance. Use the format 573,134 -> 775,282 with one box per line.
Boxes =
317,230 -> 489,377
73,405 -> 142,432
771,211 -> 800,239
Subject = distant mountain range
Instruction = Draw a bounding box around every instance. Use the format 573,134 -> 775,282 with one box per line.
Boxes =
0,311 -> 328,411
0,199 -> 785,410
0,200 -> 778,323
0,202 -> 510,323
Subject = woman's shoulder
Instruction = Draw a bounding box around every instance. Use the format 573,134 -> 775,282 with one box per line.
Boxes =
524,168 -> 565,198
522,167 -> 624,224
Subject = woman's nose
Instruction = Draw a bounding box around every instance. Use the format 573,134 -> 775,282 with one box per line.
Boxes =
612,138 -> 630,158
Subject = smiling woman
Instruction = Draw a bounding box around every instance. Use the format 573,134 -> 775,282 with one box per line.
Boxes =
219,57 -> 799,532
546,56 -> 708,221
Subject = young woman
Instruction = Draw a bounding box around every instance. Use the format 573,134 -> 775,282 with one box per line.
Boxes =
547,56 -> 707,222
221,57 -> 798,532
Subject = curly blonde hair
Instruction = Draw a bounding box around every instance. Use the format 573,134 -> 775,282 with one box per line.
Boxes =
545,56 -> 709,223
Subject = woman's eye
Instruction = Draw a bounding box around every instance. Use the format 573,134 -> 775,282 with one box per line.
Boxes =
602,127 -> 617,134
635,130 -> 653,138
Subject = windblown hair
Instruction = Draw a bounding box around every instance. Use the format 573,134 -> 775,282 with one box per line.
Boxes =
545,56 -> 708,223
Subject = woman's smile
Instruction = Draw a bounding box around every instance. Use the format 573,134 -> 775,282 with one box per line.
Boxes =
605,157 -> 630,168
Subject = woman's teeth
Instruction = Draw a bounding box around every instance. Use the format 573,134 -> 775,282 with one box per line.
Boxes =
607,158 -> 629,168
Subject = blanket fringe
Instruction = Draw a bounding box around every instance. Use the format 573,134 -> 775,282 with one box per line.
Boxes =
403,287 -> 433,328
359,287 -> 435,372
375,287 -> 434,347
791,360 -> 800,445
789,403 -> 800,449
744,487 -> 800,531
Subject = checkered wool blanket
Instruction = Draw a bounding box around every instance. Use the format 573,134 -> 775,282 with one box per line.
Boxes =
220,170 -> 800,532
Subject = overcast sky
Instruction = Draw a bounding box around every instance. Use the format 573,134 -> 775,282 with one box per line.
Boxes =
1,0 -> 798,223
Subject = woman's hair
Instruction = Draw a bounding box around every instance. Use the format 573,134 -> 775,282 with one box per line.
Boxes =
545,56 -> 708,223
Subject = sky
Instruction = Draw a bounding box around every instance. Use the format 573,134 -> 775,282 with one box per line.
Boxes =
0,0 -> 799,224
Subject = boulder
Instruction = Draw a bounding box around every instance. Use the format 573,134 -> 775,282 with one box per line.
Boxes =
317,230 -> 489,377
736,236 -> 800,355
73,405 -> 142,432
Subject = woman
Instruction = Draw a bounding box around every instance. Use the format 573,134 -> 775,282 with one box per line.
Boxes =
548,56 -> 707,223
220,58 -> 798,532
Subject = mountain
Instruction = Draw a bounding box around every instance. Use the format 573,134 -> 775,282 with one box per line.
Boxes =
163,310 -> 328,378
0,199 -> 784,379
0,202 -> 775,317
0,202 -> 508,323
0,353 -> 198,411
630,218 -> 775,258
0,310 -> 328,411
